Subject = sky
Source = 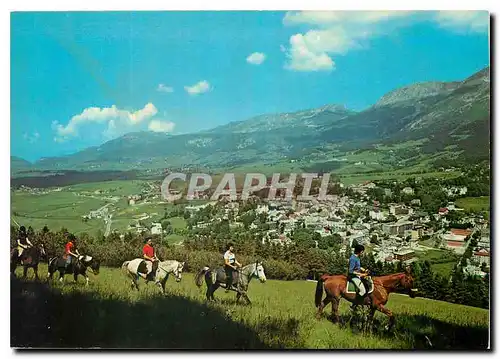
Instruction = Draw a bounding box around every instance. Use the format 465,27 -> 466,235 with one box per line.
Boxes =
11,11 -> 490,161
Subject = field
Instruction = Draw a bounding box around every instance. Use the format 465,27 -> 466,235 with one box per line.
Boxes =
10,180 -> 175,237
11,191 -> 108,235
12,265 -> 489,349
337,170 -> 461,185
455,196 -> 490,212
415,249 -> 459,277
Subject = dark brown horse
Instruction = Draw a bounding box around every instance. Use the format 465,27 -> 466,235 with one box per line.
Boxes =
10,244 -> 46,280
314,267 -> 417,330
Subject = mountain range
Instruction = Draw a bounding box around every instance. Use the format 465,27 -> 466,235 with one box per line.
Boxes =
12,67 -> 490,176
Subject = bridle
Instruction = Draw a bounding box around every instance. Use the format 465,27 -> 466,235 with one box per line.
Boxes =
157,261 -> 184,279
238,262 -> 261,279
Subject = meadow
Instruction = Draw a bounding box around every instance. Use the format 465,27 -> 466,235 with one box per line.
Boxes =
12,264 -> 489,349
455,196 -> 490,212
10,180 -> 177,237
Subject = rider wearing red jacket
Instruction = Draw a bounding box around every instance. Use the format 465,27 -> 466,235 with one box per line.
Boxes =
142,237 -> 158,280
64,234 -> 80,268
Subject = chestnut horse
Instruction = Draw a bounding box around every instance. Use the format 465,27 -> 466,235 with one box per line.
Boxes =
314,267 -> 417,330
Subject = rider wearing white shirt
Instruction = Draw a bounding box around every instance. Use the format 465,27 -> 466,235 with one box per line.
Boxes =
224,243 -> 241,292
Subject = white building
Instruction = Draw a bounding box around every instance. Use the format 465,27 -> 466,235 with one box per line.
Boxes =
402,187 -> 414,195
369,210 -> 388,221
151,222 -> 163,235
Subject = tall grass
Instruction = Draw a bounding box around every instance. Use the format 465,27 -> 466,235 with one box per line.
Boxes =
11,264 -> 489,349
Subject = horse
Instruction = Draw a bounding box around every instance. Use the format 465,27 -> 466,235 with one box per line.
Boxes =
314,267 -> 417,331
10,244 -> 46,280
194,261 -> 266,305
121,258 -> 185,294
47,255 -> 100,285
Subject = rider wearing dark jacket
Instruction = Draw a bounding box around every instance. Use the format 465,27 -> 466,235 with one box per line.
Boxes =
16,226 -> 32,260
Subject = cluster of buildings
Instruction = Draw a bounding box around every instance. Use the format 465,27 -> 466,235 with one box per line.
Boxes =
182,179 -> 489,277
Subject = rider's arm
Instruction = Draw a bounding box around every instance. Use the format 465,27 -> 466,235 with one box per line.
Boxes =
17,239 -> 26,248
349,258 -> 365,277
26,238 -> 33,246
235,260 -> 242,268
144,253 -> 153,261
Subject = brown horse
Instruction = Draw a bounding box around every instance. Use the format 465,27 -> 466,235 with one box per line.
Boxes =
314,267 -> 417,330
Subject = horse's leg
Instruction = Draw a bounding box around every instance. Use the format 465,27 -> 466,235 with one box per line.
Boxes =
34,265 -> 39,281
242,292 -> 251,305
11,258 -> 17,276
154,276 -> 164,294
236,292 -> 242,304
22,265 -> 28,279
85,274 -> 90,286
316,296 -> 331,319
375,304 -> 394,331
367,306 -> 377,332
331,297 -> 341,323
206,284 -> 213,301
209,283 -> 220,301
74,272 -> 78,283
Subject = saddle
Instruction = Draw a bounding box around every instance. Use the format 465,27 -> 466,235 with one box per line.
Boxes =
346,276 -> 373,294
215,267 -> 240,287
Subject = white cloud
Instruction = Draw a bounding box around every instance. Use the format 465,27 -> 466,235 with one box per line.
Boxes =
148,119 -> 176,133
53,103 -> 162,142
285,33 -> 336,72
283,11 -> 411,72
184,80 -> 211,95
157,84 -> 174,93
282,11 -> 489,72
246,52 -> 266,65
434,11 -> 489,33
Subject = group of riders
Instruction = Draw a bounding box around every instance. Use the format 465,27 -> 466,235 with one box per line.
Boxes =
13,225 -> 82,270
13,225 -> 374,303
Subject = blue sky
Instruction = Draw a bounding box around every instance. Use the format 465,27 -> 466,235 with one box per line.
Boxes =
11,11 -> 490,161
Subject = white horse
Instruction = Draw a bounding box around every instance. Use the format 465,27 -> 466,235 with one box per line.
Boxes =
122,258 -> 185,294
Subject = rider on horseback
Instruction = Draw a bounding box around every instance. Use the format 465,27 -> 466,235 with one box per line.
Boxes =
142,236 -> 159,281
348,244 -> 373,307
224,243 -> 241,292
64,234 -> 80,269
16,226 -> 33,262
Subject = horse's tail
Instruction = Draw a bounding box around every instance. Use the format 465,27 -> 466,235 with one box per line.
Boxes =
121,261 -> 130,271
195,266 -> 209,287
48,257 -> 57,270
315,276 -> 325,308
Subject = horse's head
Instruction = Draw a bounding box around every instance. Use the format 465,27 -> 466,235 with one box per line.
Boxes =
173,261 -> 185,282
402,266 -> 417,298
81,255 -> 100,275
254,261 -> 267,283
38,243 -> 46,258
90,259 -> 101,275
